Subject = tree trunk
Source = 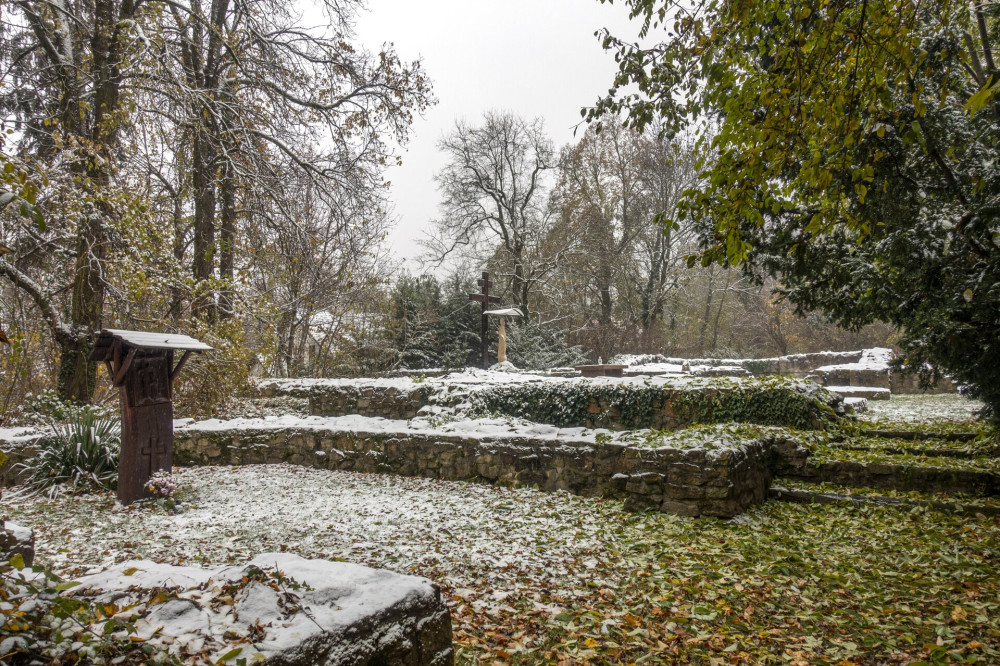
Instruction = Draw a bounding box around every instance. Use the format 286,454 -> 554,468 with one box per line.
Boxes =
52,0 -> 136,402
641,233 -> 665,330
191,124 -> 217,321
710,274 -> 730,352
219,159 -> 236,319
57,333 -> 97,403
169,193 -> 186,320
699,268 -> 715,354
513,258 -> 530,319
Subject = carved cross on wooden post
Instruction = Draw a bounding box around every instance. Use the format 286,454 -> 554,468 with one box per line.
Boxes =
468,271 -> 500,369
140,434 -> 172,478
90,329 -> 211,504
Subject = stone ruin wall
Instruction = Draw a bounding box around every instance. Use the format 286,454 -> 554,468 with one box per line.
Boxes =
308,385 -> 431,419
173,426 -> 775,518
623,349 -> 956,394
172,424 -> 999,515
304,382 -> 840,432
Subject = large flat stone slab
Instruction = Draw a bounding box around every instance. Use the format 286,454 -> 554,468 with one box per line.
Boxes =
74,552 -> 453,665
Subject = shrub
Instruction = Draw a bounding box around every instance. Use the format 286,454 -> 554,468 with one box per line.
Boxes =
471,377 -> 841,430
173,319 -> 254,419
16,409 -> 120,497
11,389 -> 113,427
0,555 -> 161,664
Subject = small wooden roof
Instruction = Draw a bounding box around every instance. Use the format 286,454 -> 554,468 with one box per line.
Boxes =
484,307 -> 524,317
92,329 -> 212,359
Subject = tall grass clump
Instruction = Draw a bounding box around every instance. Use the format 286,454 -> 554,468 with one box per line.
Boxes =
16,408 -> 120,497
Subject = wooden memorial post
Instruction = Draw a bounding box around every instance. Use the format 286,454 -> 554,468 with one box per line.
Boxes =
483,307 -> 524,364
468,271 -> 500,368
90,329 -> 212,504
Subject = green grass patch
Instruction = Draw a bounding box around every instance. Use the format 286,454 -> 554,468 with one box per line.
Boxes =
806,442 -> 1000,475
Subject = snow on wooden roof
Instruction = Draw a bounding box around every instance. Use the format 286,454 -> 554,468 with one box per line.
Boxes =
483,308 -> 524,317
94,328 -> 213,352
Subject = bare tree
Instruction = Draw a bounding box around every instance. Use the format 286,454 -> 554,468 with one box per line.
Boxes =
425,111 -> 556,316
550,122 -> 647,355
138,0 -> 432,321
244,168 -> 393,376
0,0 -> 432,401
544,122 -> 699,356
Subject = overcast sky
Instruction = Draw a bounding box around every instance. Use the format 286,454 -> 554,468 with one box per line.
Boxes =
353,0 -> 642,269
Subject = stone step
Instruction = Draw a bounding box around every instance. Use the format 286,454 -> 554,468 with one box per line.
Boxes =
856,429 -> 980,442
775,457 -> 1000,497
769,485 -> 1000,517
827,385 -> 891,400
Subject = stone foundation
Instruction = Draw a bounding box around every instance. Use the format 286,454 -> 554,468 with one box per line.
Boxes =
310,385 -> 430,420
174,420 -> 775,518
258,375 -> 845,431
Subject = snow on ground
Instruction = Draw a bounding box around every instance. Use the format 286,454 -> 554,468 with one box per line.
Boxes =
6,461 -> 999,663
178,412 -> 611,445
0,426 -> 43,445
256,368 -> 555,398
4,391 -> 998,662
623,362 -> 685,375
860,393 -> 983,425
4,465 -> 634,610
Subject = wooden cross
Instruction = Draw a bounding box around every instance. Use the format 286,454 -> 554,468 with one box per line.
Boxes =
468,271 -> 500,368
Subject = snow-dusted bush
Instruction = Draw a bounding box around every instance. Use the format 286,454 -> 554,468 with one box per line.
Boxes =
12,389 -> 113,427
472,377 -> 841,430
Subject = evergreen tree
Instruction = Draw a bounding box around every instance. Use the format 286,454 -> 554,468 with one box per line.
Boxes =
392,274 -> 443,369
435,273 -> 482,369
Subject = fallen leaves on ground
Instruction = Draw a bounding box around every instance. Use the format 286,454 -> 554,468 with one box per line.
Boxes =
4,464 -> 998,664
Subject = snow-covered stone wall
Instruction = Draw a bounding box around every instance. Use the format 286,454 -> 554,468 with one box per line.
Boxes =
174,417 -> 778,518
616,348 -> 956,393
259,373 -> 845,430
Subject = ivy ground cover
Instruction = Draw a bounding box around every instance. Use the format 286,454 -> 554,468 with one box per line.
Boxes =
4,464 -> 998,665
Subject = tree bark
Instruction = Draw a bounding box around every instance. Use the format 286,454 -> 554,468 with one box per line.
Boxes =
191,123 -> 217,321
219,159 -> 236,319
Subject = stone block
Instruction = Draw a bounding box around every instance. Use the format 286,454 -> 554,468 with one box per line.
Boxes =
659,501 -> 700,517
0,521 -> 34,567
74,553 -> 453,665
